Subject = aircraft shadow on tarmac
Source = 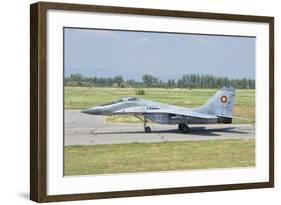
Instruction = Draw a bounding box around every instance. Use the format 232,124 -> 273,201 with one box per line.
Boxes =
90,127 -> 252,137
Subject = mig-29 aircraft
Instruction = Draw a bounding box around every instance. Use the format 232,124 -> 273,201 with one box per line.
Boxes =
82,87 -> 235,133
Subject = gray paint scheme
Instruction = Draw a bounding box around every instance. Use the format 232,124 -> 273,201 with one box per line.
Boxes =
82,87 -> 235,132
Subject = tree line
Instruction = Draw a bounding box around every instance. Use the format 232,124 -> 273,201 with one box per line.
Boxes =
65,73 -> 255,89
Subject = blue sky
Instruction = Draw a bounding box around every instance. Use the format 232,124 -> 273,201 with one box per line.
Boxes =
64,28 -> 255,81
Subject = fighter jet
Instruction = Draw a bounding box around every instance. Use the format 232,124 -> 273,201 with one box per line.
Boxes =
82,87 -> 235,133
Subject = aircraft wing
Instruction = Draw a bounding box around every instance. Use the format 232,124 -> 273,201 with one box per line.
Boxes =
114,106 -> 217,119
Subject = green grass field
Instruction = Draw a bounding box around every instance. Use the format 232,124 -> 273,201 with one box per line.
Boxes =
64,139 -> 255,176
64,87 -> 255,124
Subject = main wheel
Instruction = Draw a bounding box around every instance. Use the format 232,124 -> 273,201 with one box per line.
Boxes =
181,125 -> 190,133
145,126 -> 151,133
178,124 -> 183,131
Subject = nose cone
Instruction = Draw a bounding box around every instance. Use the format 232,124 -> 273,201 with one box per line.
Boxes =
81,107 -> 102,115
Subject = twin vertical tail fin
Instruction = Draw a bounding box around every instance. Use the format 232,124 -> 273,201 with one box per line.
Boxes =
196,87 -> 235,123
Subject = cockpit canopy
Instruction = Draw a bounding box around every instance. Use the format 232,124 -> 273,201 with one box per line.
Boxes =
122,97 -> 137,102
100,96 -> 138,106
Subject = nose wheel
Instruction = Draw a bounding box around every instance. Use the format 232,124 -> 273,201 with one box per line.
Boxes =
144,116 -> 152,133
178,124 -> 190,133
145,126 -> 151,133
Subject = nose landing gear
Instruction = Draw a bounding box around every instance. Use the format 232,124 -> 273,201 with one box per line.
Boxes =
144,116 -> 151,133
178,123 -> 190,133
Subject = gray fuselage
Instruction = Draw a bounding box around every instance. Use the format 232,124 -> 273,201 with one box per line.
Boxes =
82,97 -> 219,125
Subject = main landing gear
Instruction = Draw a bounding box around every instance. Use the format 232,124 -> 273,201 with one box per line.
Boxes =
144,116 -> 151,133
178,123 -> 190,133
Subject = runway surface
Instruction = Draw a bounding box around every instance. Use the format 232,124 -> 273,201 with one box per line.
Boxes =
65,110 -> 255,145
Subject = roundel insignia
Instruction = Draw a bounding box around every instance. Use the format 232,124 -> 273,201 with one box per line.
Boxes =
220,96 -> 227,103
